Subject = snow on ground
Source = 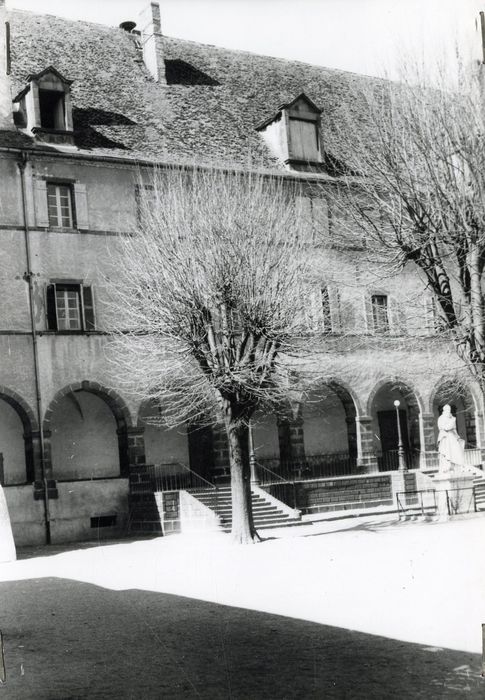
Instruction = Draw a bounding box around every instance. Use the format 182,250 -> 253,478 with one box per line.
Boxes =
1,513 -> 484,654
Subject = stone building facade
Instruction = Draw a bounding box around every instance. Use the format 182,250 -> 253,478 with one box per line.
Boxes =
0,1 -> 482,545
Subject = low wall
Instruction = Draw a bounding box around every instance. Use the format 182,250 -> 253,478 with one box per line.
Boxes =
49,479 -> 130,543
4,484 -> 46,546
5,479 -> 130,546
294,474 -> 394,514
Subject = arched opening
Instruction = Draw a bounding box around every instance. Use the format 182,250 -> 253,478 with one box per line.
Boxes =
0,393 -> 35,485
250,409 -> 280,469
301,382 -> 358,476
50,390 -> 121,480
138,399 -> 190,474
369,381 -> 421,471
431,380 -> 477,449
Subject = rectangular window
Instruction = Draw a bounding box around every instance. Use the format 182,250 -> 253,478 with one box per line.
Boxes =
47,183 -> 74,228
371,294 -> 389,333
46,283 -> 95,332
39,89 -> 65,130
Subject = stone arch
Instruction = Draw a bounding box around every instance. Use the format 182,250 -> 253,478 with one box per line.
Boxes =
300,378 -> 360,472
367,377 -> 422,470
0,385 -> 37,483
43,380 -> 133,478
366,377 -> 424,417
137,398 -> 191,471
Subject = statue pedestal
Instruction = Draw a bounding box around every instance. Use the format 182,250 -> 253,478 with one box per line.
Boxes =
0,485 -> 16,562
433,469 -> 476,521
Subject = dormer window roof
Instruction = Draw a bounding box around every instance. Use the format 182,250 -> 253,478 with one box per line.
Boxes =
256,92 -> 323,171
13,66 -> 74,146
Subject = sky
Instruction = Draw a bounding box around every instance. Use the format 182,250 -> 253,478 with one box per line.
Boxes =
6,0 -> 484,78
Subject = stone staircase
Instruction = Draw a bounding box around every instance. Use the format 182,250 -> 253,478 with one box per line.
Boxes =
474,475 -> 485,511
188,486 -> 302,531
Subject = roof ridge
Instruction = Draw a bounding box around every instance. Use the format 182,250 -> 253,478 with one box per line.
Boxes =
7,7 -> 124,32
163,34 -> 381,82
8,7 -> 385,83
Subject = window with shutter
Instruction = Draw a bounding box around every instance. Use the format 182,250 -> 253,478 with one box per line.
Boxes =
46,283 -> 96,331
389,296 -> 407,335
289,118 -> 319,161
371,294 -> 389,333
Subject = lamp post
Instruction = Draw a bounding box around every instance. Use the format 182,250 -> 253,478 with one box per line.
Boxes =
248,419 -> 259,484
393,399 -> 406,471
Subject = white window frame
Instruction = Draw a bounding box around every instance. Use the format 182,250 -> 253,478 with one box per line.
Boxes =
47,182 -> 75,228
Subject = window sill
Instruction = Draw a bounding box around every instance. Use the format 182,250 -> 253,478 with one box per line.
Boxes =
45,226 -> 80,233
39,330 -> 103,336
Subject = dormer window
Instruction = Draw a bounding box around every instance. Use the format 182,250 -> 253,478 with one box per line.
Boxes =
39,89 -> 65,130
256,93 -> 323,172
13,66 -> 74,146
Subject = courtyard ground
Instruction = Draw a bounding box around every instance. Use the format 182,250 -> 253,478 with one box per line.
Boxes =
0,513 -> 484,698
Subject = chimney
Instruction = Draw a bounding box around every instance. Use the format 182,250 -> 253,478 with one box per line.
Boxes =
138,2 -> 166,84
0,0 -> 14,129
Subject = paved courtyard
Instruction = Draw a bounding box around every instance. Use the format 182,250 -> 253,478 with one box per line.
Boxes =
0,514 -> 484,698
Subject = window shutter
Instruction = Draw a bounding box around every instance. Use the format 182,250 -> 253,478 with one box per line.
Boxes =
363,294 -> 374,333
82,286 -> 96,331
290,119 -> 318,161
73,183 -> 89,230
389,296 -> 407,335
295,196 -> 312,236
34,179 -> 49,228
311,197 -> 329,238
422,295 -> 436,336
328,286 -> 341,333
46,284 -> 58,330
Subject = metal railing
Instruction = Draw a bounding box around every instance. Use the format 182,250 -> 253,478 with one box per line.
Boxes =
147,462 -> 216,493
378,449 -> 420,471
396,489 -> 437,517
423,449 -> 482,471
257,452 -> 356,481
446,487 -> 476,515
255,462 -> 298,509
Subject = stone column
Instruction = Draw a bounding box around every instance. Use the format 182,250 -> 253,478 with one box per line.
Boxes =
277,407 -> 306,472
357,416 -> 378,473
125,427 -> 146,474
212,423 -> 230,482
346,416 -> 358,465
420,413 -> 437,470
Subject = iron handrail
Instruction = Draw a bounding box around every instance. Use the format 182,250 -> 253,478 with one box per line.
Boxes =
255,461 -> 290,485
148,462 -> 217,491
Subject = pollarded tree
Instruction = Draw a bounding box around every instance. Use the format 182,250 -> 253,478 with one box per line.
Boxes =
324,61 -> 485,390
105,167 -> 315,543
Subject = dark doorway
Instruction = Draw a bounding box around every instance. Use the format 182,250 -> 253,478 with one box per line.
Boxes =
187,425 -> 214,482
377,409 -> 410,470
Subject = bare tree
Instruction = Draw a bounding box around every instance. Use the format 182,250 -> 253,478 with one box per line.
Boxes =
324,61 -> 485,390
105,167 -> 315,543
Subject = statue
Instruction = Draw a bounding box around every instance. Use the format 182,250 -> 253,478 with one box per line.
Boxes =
437,404 -> 465,474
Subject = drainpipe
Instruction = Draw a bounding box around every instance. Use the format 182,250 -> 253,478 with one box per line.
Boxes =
18,151 -> 51,544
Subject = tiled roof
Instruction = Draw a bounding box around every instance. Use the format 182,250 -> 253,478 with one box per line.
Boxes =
5,9 -> 380,171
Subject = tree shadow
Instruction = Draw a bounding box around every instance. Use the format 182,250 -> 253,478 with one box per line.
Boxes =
165,59 -> 221,86
0,577 -> 482,699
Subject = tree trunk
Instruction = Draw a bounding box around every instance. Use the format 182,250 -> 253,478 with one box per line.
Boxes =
224,412 -> 259,544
